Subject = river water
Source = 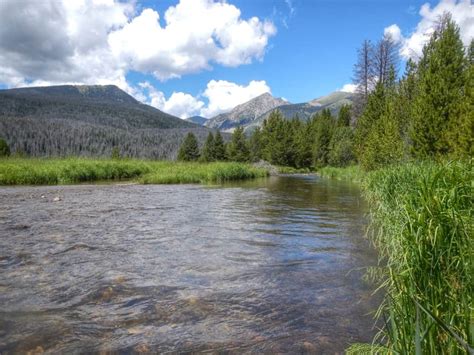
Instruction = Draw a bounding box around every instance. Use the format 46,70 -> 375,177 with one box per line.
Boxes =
0,175 -> 379,354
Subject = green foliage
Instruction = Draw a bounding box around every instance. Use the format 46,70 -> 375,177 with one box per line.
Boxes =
336,104 -> 351,127
140,162 -> 268,184
213,131 -> 226,161
200,132 -> 215,162
111,147 -> 121,160
410,15 -> 468,158
0,138 -> 10,157
248,127 -> 263,162
363,161 -> 473,354
312,109 -> 336,167
0,158 -> 268,185
178,133 -> 200,161
317,165 -> 364,182
328,126 -> 355,167
227,126 -> 249,162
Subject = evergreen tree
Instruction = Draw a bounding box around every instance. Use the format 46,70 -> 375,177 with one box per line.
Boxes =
177,133 -> 200,161
312,109 -> 336,167
213,131 -> 226,161
0,138 -> 10,157
249,127 -> 263,162
337,104 -> 352,127
261,110 -> 288,165
410,14 -> 467,158
294,119 -> 314,168
201,132 -> 215,162
448,39 -> 473,158
328,126 -> 355,167
227,126 -> 249,162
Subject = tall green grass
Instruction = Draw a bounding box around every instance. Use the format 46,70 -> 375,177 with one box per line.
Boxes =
140,161 -> 268,184
0,158 -> 268,185
317,165 -> 364,182
348,160 -> 473,354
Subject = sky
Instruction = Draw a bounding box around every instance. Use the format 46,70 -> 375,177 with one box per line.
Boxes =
0,0 -> 472,118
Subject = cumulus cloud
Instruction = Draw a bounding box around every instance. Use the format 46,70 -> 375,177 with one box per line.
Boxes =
0,0 -> 132,88
0,0 -> 276,88
108,0 -> 276,80
384,0 -> 473,60
340,83 -> 357,93
139,82 -> 205,119
139,79 -> 271,119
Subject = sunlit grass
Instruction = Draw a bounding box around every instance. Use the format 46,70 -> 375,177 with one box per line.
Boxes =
353,160 -> 473,354
317,165 -> 364,182
0,158 -> 268,185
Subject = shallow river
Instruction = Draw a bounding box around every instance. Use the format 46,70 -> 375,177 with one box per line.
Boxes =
0,175 -> 379,354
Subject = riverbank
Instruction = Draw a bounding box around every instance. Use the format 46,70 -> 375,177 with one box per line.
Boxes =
0,158 -> 268,185
321,161 -> 473,354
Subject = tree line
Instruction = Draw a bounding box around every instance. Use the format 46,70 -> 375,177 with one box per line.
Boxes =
179,14 -> 472,170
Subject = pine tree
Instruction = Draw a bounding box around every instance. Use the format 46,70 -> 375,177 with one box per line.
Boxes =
294,119 -> 314,168
313,109 -> 336,167
328,126 -> 355,167
410,14 -> 467,158
249,127 -> 263,162
227,126 -> 249,162
0,138 -> 10,157
213,131 -> 226,161
448,39 -> 473,158
177,133 -> 200,161
201,132 -> 215,162
337,104 -> 352,127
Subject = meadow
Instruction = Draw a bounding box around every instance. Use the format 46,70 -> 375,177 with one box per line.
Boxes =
0,158 -> 268,185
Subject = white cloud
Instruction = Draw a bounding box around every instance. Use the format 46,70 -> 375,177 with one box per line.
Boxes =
0,0 -> 276,88
384,0 -> 473,60
340,83 -> 357,93
384,24 -> 403,43
201,79 -> 271,117
138,79 -> 271,119
107,0 -> 276,80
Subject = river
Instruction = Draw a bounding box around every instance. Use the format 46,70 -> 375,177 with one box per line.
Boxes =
0,175 -> 379,353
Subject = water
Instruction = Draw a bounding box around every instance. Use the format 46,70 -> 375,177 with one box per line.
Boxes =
0,175 -> 379,353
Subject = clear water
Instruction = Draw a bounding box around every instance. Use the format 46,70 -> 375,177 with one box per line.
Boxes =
0,175 -> 379,353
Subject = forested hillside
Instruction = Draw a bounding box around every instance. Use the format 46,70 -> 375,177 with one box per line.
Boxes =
0,85 -> 221,158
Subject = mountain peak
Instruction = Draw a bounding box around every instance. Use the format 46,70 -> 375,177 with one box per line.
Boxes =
205,92 -> 288,131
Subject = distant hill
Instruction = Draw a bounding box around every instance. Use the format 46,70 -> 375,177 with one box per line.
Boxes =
185,115 -> 208,126
245,91 -> 354,132
205,93 -> 288,132
0,85 -> 219,159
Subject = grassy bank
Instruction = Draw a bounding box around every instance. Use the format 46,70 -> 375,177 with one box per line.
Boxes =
317,165 -> 364,182
0,158 -> 268,185
340,160 -> 473,354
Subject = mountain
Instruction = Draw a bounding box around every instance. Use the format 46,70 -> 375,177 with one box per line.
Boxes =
0,85 -> 195,129
185,115 -> 208,126
204,93 -> 288,132
0,85 -> 219,159
245,91 -> 354,132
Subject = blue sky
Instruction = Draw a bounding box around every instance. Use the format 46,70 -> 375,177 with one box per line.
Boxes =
131,0 -> 427,103
0,0 -> 471,118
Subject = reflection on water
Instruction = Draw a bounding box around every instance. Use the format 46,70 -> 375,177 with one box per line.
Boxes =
0,175 -> 378,353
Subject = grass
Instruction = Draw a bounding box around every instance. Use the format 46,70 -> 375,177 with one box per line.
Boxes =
276,166 -> 312,174
346,160 -> 473,354
0,158 -> 268,185
317,165 -> 364,182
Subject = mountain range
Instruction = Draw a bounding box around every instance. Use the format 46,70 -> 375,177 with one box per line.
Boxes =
0,84 -> 353,158
201,91 -> 353,132
0,85 -> 213,159
204,93 -> 288,131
